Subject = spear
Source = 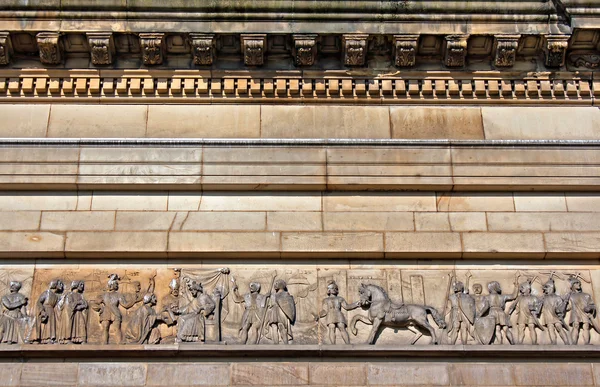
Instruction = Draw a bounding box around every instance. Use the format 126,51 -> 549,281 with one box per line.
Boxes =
257,271 -> 277,344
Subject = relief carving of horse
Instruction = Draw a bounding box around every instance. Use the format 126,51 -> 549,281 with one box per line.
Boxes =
350,283 -> 446,344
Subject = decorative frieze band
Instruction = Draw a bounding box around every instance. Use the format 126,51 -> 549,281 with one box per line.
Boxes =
0,72 -> 594,104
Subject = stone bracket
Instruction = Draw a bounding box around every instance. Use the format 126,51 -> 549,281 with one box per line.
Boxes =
343,34 -> 369,66
493,35 -> 520,68
545,35 -> 570,68
0,32 -> 12,66
36,32 -> 62,65
394,35 -> 419,68
86,32 -> 115,66
139,33 -> 165,66
293,34 -> 317,67
444,35 -> 469,67
241,34 -> 266,66
190,33 -> 215,66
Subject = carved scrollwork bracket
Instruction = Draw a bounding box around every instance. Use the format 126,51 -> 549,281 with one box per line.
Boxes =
293,34 -> 317,67
0,32 -> 12,66
545,35 -> 569,68
342,34 -> 368,67
86,32 -> 115,66
241,34 -> 266,66
190,34 -> 215,66
444,35 -> 469,67
569,52 -> 600,69
393,35 -> 419,68
36,32 -> 62,65
493,35 -> 520,68
139,33 -> 165,66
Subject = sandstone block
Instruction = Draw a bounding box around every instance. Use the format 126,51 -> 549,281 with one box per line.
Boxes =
566,194 -> 600,212
91,192 -> 168,211
544,232 -> 600,257
0,192 -> 77,211
281,232 -> 383,256
324,212 -> 413,231
168,193 -> 201,211
448,363 -> 514,386
513,363 -> 593,386
513,193 -> 567,212
78,363 -> 147,386
79,147 -> 202,163
261,105 -> 390,138
482,107 -> 600,140
0,363 -> 21,386
66,231 -> 167,255
448,212 -> 487,231
487,212 -> 600,232
169,232 -> 280,254
385,232 -> 462,257
267,211 -> 322,231
415,212 -> 450,231
0,232 -> 64,257
41,211 -> 115,231
48,105 -> 147,138
437,193 -> 514,212
0,105 -> 50,137
20,362 -> 77,386
231,363 -> 309,385
200,193 -> 320,212
368,363 -> 449,385
181,211 -> 266,231
146,363 -> 229,386
324,193 -> 436,212
115,212 -> 176,231
0,211 -> 41,231
391,107 -> 484,139
309,363 -> 367,386
462,232 -> 545,258
76,191 -> 93,210
147,105 -> 260,138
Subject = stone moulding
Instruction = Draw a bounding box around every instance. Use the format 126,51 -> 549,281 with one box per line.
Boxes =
0,71 -> 594,105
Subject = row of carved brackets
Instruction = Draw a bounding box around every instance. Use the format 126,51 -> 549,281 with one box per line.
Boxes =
0,32 -> 572,68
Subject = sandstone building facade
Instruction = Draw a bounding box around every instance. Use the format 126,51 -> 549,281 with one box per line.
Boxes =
0,1 -> 600,386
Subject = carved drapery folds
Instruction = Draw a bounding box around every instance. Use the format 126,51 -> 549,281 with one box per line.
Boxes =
494,35 -> 520,68
36,32 -> 62,65
0,32 -> 11,65
241,34 -> 266,66
394,35 -> 419,68
86,33 -> 115,66
190,34 -> 215,66
444,35 -> 468,67
343,34 -> 368,66
545,35 -> 570,68
139,33 -> 165,66
293,34 -> 317,67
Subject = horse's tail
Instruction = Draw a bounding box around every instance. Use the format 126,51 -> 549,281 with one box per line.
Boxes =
425,306 -> 446,329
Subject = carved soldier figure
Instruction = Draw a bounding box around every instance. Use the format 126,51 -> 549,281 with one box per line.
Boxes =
315,280 -> 359,344
232,281 -> 268,344
446,281 -> 476,345
124,293 -> 163,344
508,281 -> 543,345
0,281 -> 28,344
176,280 -> 215,343
93,274 -> 151,344
57,280 -> 88,344
29,279 -> 64,344
540,278 -> 570,345
159,278 -> 180,342
565,276 -> 598,345
265,279 -> 295,344
478,280 -> 518,345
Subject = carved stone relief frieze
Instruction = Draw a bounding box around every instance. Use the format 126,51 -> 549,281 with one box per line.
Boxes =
343,34 -> 368,66
190,34 -> 215,66
36,32 -> 62,65
1,266 -> 599,347
393,35 -> 419,68
86,32 -> 115,66
241,34 -> 266,66
139,33 -> 165,66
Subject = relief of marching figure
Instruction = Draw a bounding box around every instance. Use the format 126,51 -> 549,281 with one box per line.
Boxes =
315,280 -> 359,344
264,279 -> 296,344
444,274 -> 475,345
0,281 -> 28,344
565,274 -> 598,345
27,279 -> 65,344
57,281 -> 88,344
232,280 -> 268,344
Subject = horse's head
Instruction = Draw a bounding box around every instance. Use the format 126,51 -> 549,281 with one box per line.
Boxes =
358,283 -> 372,308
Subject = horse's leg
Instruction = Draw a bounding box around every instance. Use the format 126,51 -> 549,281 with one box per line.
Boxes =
367,317 -> 382,345
350,315 -> 372,336
413,316 -> 438,345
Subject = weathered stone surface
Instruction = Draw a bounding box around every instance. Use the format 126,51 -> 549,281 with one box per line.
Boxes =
41,211 -> 115,231
462,232 -> 545,257
169,231 -> 280,254
324,193 -> 435,212
513,363 -> 593,386
115,212 -> 176,231
47,105 -> 148,138
309,363 -> 367,386
448,363 -> 514,386
0,363 -> 21,386
566,194 -> 600,212
66,231 -> 167,255
146,363 -> 229,386
0,211 -> 41,231
91,192 -> 168,211
391,107 -> 484,139
267,211 -> 322,231
513,193 -> 567,212
368,363 -> 449,385
415,212 -> 451,231
281,232 -> 383,256
0,231 -> 64,256
231,363 -> 309,385
324,212 -> 414,231
20,362 -> 78,386
0,192 -> 77,211
0,105 -> 50,137
386,232 -> 462,257
200,193 -> 321,212
78,363 -> 147,386
545,232 -> 600,257
181,211 -> 266,231
487,212 -> 600,231
437,193 -> 514,212
448,212 -> 487,231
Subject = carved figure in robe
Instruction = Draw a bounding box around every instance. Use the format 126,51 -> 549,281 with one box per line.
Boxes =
232,281 -> 268,344
565,276 -> 598,345
92,274 -> 153,344
28,279 -> 64,344
0,281 -> 28,344
159,278 -> 180,342
315,280 -> 359,344
176,280 -> 215,343
446,281 -> 475,345
478,279 -> 518,344
264,279 -> 295,344
540,278 -> 570,345
508,281 -> 543,344
124,293 -> 163,344
57,280 -> 88,344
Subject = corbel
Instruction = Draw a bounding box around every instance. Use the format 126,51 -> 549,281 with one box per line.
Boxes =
139,33 -> 165,66
444,35 -> 468,67
493,35 -> 520,68
544,35 -> 570,68
0,32 -> 12,65
86,32 -> 115,66
36,32 -> 62,65
342,34 -> 368,66
393,35 -> 419,67
190,33 -> 215,66
241,34 -> 266,66
293,34 -> 317,67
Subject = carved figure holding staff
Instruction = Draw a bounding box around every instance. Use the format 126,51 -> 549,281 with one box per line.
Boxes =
232,280 -> 268,344
540,278 -> 570,345
315,280 -> 359,344
445,279 -> 475,345
264,279 -> 295,344
508,280 -> 543,345
479,278 -> 519,345
565,275 -> 598,345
